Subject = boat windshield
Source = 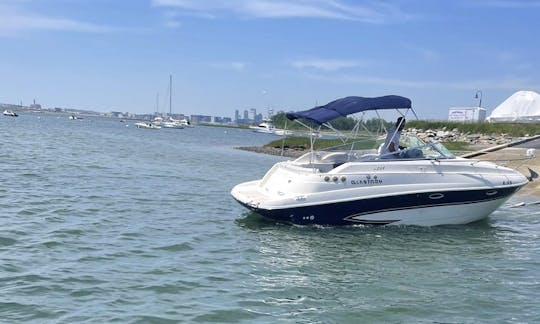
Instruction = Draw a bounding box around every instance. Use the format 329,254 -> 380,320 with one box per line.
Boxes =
380,135 -> 456,160
318,135 -> 455,159
292,134 -> 455,168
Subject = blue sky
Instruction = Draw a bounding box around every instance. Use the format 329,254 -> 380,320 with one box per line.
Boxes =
0,0 -> 539,119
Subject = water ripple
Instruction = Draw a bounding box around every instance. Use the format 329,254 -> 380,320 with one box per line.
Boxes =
0,115 -> 539,322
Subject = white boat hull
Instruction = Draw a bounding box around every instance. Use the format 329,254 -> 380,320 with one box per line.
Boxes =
232,183 -> 521,226
344,196 -> 514,226
231,158 -> 527,226
3,110 -> 18,117
135,122 -> 161,129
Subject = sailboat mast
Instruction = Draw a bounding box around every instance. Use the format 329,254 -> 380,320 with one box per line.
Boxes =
169,74 -> 172,115
156,92 -> 159,114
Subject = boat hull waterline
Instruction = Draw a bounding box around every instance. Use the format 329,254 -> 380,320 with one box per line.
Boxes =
233,185 -> 523,226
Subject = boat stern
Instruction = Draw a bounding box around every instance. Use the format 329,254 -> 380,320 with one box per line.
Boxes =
230,180 -> 264,210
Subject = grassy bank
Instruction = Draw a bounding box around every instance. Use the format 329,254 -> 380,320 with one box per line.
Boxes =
406,121 -> 540,137
264,137 -> 472,152
270,111 -> 540,137
264,137 -> 376,151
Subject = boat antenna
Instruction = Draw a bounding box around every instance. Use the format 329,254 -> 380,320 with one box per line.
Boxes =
156,92 -> 159,114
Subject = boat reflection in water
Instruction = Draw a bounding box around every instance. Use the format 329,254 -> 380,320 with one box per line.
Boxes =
231,95 -> 533,226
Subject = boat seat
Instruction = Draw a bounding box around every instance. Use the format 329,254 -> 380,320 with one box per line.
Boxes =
321,152 -> 359,170
359,153 -> 379,161
320,152 -> 351,164
399,148 -> 424,159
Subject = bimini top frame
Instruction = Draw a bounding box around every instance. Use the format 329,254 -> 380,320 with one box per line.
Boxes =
286,95 -> 415,126
284,95 -> 418,154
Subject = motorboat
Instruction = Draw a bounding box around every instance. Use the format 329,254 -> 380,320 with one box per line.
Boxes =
3,109 -> 18,117
249,121 -> 277,134
161,118 -> 185,129
135,121 -> 161,129
250,121 -> 292,135
178,118 -> 194,128
231,95 -> 533,226
154,116 -> 191,129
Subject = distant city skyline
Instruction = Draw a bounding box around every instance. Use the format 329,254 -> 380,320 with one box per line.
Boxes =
1,1 -> 539,120
0,98 -> 276,122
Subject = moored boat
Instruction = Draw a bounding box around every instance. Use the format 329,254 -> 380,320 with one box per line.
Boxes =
135,122 -> 161,129
3,109 -> 18,117
249,121 -> 276,134
249,121 -> 291,135
231,95 -> 533,226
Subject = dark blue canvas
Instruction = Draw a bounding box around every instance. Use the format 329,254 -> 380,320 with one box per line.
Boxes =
286,95 -> 412,125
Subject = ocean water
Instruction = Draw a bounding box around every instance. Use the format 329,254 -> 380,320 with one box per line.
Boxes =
1,113 -> 539,323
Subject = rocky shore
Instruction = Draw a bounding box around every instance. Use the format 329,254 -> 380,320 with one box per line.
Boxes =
236,146 -> 307,158
237,127 -> 518,158
405,128 -> 515,146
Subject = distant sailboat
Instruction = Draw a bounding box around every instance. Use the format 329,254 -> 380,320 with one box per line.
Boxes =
160,74 -> 185,129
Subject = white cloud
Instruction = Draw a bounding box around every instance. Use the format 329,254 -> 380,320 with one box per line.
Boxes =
473,0 -> 540,8
210,61 -> 248,71
291,58 -> 370,71
304,72 -> 540,91
151,0 -> 411,23
0,3 -> 122,36
409,47 -> 440,63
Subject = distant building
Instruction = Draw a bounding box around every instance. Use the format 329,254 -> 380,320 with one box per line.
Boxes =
235,118 -> 250,125
169,113 -> 188,120
30,99 -> 42,110
110,111 -> 125,118
249,108 -> 257,121
191,114 -> 212,123
448,107 -> 486,122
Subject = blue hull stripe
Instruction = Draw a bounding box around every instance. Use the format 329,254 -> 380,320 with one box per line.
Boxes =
235,186 -> 522,225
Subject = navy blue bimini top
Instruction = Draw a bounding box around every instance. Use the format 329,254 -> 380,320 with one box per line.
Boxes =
286,95 -> 412,125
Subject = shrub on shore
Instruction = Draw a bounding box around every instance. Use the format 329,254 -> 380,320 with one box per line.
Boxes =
265,136 -> 384,150
394,121 -> 540,137
272,112 -> 540,137
264,137 -> 471,152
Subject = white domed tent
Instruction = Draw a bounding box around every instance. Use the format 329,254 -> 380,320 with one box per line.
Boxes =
487,91 -> 540,123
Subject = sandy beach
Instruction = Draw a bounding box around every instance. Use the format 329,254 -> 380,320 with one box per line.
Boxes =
476,147 -> 540,196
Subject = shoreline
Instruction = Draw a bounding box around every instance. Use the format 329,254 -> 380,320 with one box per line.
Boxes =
236,146 -> 307,158
477,148 -> 540,196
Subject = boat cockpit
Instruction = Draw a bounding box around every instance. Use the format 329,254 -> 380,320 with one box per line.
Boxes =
291,135 -> 457,172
